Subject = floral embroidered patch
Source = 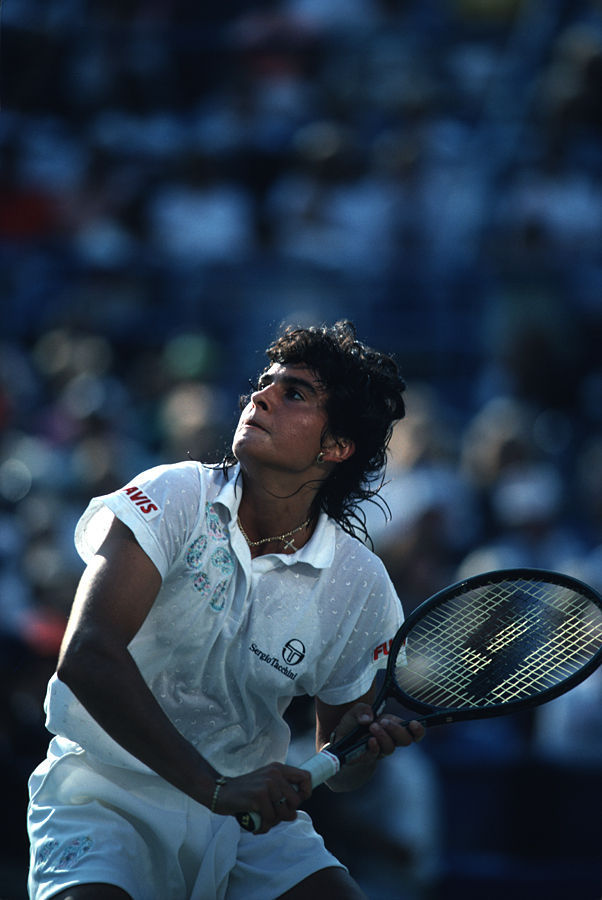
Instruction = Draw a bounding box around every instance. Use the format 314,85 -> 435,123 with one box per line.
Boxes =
205,503 -> 227,541
36,839 -> 59,868
37,836 -> 93,871
184,505 -> 235,611
191,570 -> 211,597
186,534 -> 208,568
210,580 -> 228,612
211,547 -> 234,576
58,836 -> 93,869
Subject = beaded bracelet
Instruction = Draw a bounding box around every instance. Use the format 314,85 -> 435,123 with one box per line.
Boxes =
210,775 -> 227,813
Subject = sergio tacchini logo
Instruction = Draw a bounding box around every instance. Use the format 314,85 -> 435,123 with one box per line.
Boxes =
249,638 -> 306,681
282,639 -> 306,666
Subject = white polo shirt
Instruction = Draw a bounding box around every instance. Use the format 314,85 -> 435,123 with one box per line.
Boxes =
44,462 -> 403,777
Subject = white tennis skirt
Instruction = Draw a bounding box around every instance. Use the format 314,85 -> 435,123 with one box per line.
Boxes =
27,737 -> 345,900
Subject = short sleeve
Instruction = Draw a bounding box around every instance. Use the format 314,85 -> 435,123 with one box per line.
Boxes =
315,558 -> 404,707
74,461 -> 206,579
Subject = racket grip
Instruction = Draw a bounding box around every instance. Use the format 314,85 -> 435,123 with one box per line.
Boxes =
237,748 -> 340,833
300,746 -> 341,787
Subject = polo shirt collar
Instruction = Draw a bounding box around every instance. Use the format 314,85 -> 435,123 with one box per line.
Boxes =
213,464 -> 336,571
212,463 -> 244,520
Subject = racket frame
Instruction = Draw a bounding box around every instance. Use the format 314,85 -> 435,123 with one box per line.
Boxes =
311,567 -> 602,759
238,568 -> 602,831
386,567 -> 602,725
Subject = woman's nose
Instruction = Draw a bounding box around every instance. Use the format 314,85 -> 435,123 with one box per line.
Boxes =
251,386 -> 270,410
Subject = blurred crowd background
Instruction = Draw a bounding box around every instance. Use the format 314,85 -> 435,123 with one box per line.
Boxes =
1,0 -> 602,897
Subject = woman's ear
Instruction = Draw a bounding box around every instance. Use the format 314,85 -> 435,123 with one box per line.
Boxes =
320,437 -> 355,464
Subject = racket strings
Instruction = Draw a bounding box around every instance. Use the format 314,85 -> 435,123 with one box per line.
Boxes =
492,605 -> 602,703
394,578 -> 602,710
395,586 -> 524,706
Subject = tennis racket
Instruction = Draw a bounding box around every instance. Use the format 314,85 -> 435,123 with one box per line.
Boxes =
238,567 -> 602,832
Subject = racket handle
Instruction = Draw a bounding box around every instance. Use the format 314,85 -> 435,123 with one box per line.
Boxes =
237,748 -> 340,833
300,746 -> 341,786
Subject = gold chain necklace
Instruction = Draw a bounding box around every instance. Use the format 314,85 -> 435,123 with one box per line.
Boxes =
237,516 -> 311,552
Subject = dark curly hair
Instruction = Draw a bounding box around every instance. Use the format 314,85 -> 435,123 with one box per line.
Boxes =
225,321 -> 406,544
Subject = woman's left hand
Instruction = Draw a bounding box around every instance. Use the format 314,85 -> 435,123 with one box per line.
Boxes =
331,702 -> 425,764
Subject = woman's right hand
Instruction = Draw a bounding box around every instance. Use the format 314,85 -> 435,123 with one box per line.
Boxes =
213,763 -> 312,833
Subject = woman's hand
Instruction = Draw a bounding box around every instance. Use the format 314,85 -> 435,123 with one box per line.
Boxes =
213,763 -> 313,834
324,703 -> 425,791
336,702 -> 425,761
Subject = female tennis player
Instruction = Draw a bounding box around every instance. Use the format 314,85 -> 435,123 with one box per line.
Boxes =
27,321 -> 425,900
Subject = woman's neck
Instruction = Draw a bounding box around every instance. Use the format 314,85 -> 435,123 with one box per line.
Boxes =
236,473 -> 318,556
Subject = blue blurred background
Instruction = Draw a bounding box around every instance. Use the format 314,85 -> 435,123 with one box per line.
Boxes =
1,1 -> 601,897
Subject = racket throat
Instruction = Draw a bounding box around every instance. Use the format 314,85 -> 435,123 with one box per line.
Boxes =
326,723 -> 373,765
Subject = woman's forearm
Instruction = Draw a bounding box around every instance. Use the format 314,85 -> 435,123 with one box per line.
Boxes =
57,636 -> 217,807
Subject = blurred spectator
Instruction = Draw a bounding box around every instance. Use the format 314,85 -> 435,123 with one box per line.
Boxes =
457,460 -> 586,577
366,385 -> 479,613
533,666 -> 602,764
146,154 -> 256,265
266,119 -> 404,275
